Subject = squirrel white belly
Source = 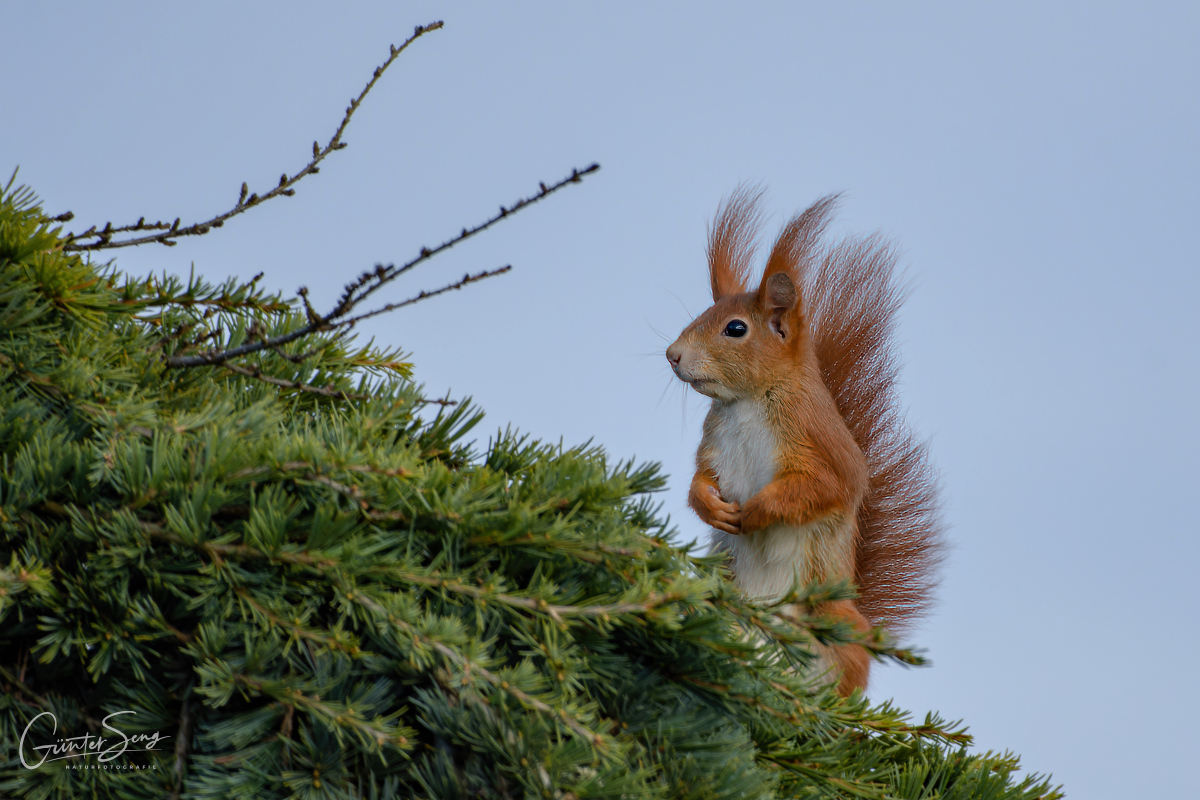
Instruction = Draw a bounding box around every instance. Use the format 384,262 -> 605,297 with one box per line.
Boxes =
707,398 -> 855,605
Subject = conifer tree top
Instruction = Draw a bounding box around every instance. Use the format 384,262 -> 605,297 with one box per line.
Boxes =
0,27 -> 1060,800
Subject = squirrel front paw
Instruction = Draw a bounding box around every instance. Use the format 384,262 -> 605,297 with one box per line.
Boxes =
739,496 -> 769,535
690,482 -> 743,535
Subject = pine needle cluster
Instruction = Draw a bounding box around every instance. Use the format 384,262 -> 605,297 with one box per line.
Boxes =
0,178 -> 1062,800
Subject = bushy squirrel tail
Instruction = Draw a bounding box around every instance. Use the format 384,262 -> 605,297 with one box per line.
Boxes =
796,195 -> 945,636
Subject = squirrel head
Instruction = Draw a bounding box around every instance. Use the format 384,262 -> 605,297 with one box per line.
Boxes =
666,188 -> 836,401
666,271 -> 807,401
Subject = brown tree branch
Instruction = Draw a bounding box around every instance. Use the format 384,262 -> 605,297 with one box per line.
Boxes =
332,266 -> 511,328
168,682 -> 194,800
164,164 -> 597,369
62,22 -> 445,251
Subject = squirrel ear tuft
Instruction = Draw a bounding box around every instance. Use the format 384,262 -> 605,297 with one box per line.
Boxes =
708,185 -> 764,301
761,193 -> 840,288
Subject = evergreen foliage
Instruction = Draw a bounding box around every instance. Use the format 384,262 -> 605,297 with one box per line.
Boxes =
0,30 -> 1061,797
0,179 -> 1062,800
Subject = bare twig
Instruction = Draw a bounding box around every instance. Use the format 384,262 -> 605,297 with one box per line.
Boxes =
336,166 -> 595,317
61,22 -> 444,251
333,266 -> 511,328
414,396 -> 458,408
165,164 -> 597,369
56,21 -> 599,377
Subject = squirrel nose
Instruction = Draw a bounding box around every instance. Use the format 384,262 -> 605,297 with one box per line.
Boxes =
666,349 -> 681,368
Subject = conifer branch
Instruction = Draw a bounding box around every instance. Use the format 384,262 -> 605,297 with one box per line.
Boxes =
221,362 -> 373,401
680,670 -> 971,746
296,473 -> 364,503
144,520 -> 676,625
0,352 -> 154,438
756,757 -> 885,800
235,587 -> 361,656
136,271 -> 290,315
349,590 -> 607,748
228,673 -> 412,750
467,532 -> 653,561
449,646 -> 606,748
0,662 -> 51,711
368,568 -> 685,622
227,461 -> 410,480
61,22 -> 445,251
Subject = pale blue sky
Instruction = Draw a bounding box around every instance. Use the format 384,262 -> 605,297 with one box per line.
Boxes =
5,3 -> 1198,797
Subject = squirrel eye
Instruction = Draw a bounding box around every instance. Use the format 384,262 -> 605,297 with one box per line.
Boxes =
723,320 -> 748,338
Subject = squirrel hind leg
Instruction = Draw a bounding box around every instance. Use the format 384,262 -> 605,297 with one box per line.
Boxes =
831,642 -> 871,697
813,600 -> 872,697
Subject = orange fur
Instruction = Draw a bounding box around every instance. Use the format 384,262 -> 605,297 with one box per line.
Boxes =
707,186 -> 763,301
815,601 -> 872,697
666,190 -> 943,695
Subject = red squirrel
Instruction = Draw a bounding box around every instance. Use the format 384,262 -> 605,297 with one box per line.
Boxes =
666,189 -> 942,696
